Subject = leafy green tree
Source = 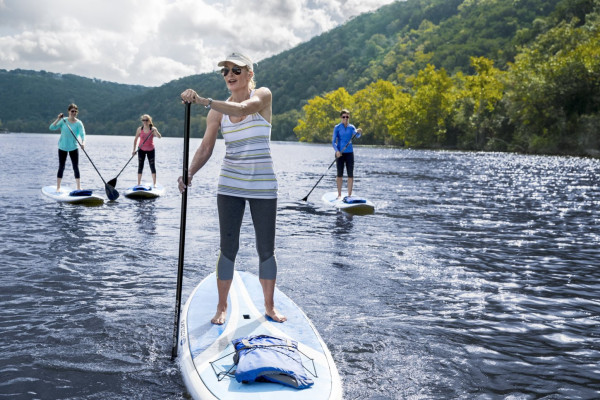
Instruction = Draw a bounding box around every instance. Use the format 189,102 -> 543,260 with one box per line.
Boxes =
272,109 -> 301,141
353,80 -> 397,145
403,65 -> 456,147
294,88 -> 354,142
383,88 -> 412,145
505,12 -> 600,154
453,56 -> 506,149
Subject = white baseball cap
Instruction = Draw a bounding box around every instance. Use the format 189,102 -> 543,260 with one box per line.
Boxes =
217,52 -> 253,71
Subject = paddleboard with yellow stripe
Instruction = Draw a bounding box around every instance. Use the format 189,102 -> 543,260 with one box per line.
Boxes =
322,191 -> 375,215
41,185 -> 104,206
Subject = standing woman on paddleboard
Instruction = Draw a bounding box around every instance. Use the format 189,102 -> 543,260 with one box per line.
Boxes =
132,114 -> 162,186
178,52 -> 286,325
332,109 -> 362,199
49,103 -> 85,192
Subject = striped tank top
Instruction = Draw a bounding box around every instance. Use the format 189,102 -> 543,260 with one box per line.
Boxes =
217,101 -> 278,199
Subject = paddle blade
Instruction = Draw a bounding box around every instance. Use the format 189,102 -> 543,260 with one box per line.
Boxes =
301,195 -> 309,202
105,184 -> 120,201
107,177 -> 117,188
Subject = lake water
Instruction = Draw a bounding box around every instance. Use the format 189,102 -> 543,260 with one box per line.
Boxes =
1,133 -> 599,399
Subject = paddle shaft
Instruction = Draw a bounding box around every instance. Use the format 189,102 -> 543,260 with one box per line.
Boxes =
108,128 -> 156,186
302,132 -> 358,201
62,118 -> 110,186
61,118 -> 119,200
171,102 -> 191,360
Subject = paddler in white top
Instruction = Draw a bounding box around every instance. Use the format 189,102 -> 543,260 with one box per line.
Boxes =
178,52 -> 286,325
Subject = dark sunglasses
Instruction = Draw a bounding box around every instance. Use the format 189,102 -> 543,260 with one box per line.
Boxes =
341,115 -> 349,119
70,110 -> 78,113
141,119 -> 149,122
221,66 -> 243,76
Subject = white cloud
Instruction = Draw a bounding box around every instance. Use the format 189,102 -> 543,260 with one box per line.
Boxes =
0,0 -> 397,86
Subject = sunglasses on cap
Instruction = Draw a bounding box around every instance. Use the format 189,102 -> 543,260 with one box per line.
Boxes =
221,66 -> 243,76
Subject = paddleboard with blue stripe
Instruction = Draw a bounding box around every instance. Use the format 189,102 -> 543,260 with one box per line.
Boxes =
41,185 -> 104,205
124,183 -> 165,199
178,271 -> 342,399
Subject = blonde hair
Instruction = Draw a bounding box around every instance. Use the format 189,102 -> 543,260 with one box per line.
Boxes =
141,114 -> 153,127
247,67 -> 256,90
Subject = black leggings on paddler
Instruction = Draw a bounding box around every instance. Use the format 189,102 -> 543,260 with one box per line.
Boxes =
57,149 -> 80,179
138,149 -> 156,174
216,194 -> 278,280
336,152 -> 355,178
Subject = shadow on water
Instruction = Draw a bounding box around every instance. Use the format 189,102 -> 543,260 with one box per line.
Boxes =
329,213 -> 355,271
132,199 -> 158,235
278,200 -> 332,217
334,211 -> 354,234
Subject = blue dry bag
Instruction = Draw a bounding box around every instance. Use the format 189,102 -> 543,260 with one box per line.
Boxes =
232,335 -> 314,389
343,196 -> 366,204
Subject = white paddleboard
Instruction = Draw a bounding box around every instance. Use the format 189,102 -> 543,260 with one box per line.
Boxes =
41,185 -> 104,206
321,191 -> 374,215
178,271 -> 342,400
124,183 -> 165,199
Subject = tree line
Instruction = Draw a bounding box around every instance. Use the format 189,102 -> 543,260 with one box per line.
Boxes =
294,3 -> 600,156
2,0 -> 598,157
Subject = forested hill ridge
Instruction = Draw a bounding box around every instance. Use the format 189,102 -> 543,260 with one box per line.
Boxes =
1,0 -> 599,156
0,69 -> 149,133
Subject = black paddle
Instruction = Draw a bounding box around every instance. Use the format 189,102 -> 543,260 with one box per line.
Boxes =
171,102 -> 191,360
107,128 -> 155,188
61,117 -> 120,201
301,132 -> 358,202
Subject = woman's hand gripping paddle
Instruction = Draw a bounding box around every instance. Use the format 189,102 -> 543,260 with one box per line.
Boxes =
63,118 -> 120,201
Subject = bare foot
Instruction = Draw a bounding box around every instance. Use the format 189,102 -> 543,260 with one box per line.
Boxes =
211,307 -> 227,325
265,307 -> 287,323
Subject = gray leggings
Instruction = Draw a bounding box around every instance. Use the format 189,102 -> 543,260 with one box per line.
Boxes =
216,194 -> 278,280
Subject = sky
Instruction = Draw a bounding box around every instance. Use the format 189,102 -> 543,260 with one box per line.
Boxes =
0,0 -> 397,87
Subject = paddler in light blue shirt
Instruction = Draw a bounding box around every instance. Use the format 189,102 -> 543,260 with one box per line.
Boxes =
332,109 -> 362,199
49,103 -> 86,192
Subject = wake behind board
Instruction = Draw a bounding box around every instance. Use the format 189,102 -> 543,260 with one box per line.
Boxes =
124,183 -> 165,199
179,271 -> 342,400
322,191 -> 374,215
41,185 -> 104,206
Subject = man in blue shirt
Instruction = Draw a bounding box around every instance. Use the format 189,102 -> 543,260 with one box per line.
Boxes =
332,109 -> 363,199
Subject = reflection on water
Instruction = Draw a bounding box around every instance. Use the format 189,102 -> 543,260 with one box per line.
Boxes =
133,199 -> 158,235
0,134 -> 599,399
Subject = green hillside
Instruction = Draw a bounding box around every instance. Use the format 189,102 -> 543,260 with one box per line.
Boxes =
0,69 -> 148,132
1,0 -> 598,156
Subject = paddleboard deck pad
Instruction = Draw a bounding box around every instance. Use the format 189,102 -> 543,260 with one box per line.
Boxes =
124,183 -> 165,199
178,271 -> 342,399
41,185 -> 104,205
322,191 -> 374,215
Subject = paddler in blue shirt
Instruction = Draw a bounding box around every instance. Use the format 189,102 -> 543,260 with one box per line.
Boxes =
49,103 -> 86,192
332,109 -> 362,199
